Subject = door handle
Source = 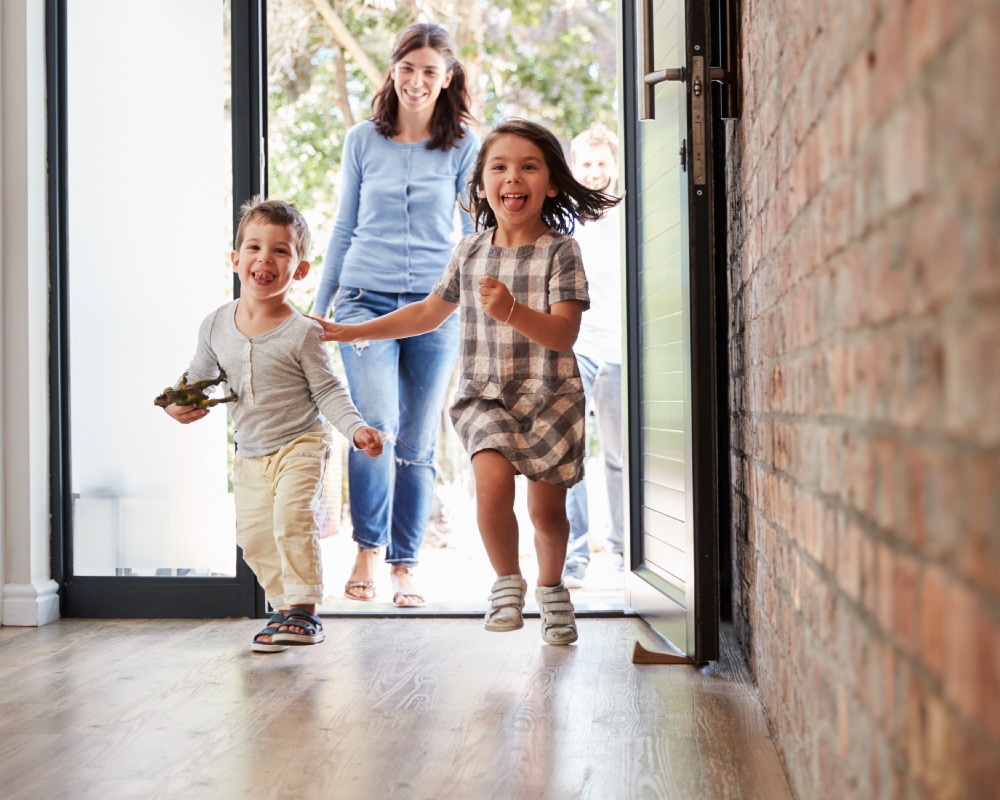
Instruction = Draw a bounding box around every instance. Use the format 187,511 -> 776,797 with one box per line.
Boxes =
636,0 -> 687,120
644,67 -> 685,87
635,0 -> 707,184
636,0 -> 655,120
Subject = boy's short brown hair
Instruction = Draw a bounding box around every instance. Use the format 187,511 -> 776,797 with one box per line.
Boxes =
234,195 -> 311,261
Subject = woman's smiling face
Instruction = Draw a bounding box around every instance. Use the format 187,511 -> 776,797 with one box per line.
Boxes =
391,47 -> 452,116
480,134 -> 559,236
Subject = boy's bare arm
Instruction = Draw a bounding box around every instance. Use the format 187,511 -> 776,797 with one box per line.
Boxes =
477,277 -> 583,352
308,294 -> 457,343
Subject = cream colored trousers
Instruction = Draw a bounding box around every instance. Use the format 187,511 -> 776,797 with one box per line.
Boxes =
233,425 -> 333,609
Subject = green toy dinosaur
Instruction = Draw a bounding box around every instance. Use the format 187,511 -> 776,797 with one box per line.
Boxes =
154,368 -> 237,410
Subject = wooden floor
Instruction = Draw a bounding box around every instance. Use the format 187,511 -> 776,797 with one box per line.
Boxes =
0,618 -> 793,800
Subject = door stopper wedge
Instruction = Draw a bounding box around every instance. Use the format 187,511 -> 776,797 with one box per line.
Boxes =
632,641 -> 702,666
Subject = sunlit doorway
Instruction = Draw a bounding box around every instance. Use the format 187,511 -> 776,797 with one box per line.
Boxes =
55,0 -> 258,617
264,0 -> 627,614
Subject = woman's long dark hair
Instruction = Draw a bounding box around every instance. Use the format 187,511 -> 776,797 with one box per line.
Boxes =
370,23 -> 473,152
464,119 -> 622,235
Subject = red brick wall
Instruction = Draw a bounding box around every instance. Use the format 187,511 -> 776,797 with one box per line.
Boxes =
726,1 -> 1000,798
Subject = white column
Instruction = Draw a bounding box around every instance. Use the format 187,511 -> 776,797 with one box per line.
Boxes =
1,0 -> 57,627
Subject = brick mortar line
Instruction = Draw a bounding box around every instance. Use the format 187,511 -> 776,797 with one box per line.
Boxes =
730,288 -> 1000,346
734,511 -> 1000,775
728,223 -> 1000,317
734,48 -> 1000,307
728,190 -> 1000,325
733,473 -> 1000,640
724,408 -> 1000,459
731,489 -> 1000,754
734,114 -> 1000,258
727,444 -> 1000,622
739,1 -> 982,211
737,539 -> 1000,786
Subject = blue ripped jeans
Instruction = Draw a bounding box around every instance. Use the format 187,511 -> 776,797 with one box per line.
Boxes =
565,355 -> 625,565
334,287 -> 459,567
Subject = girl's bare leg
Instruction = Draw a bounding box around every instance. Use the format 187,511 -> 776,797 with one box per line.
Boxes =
471,449 -> 519,576
526,479 -> 571,586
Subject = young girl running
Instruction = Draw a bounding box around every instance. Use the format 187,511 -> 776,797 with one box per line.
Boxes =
310,118 -> 619,645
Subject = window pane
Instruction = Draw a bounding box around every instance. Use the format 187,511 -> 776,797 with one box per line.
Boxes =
68,1 -> 235,577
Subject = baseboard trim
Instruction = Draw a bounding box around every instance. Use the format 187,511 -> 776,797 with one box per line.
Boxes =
2,580 -> 60,626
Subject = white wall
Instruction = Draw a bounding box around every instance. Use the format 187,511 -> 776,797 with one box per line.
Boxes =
0,0 -> 5,626
1,0 -> 58,626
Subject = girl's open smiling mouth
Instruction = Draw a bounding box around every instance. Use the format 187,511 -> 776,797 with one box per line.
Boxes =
501,193 -> 528,212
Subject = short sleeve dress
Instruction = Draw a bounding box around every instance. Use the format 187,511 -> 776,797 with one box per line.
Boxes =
431,229 -> 590,488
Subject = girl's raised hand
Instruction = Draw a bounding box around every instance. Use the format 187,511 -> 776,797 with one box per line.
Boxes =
478,276 -> 516,322
352,426 -> 384,458
307,314 -> 357,343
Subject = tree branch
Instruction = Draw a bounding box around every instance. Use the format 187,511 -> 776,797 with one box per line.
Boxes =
333,46 -> 355,130
308,0 -> 385,89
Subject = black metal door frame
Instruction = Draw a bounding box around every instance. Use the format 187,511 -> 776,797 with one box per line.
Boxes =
621,0 -> 734,661
48,0 -> 269,619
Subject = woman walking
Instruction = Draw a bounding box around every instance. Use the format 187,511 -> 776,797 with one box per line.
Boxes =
312,23 -> 479,606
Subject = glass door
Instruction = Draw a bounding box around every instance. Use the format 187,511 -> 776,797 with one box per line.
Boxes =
620,0 -> 720,660
57,0 -> 266,617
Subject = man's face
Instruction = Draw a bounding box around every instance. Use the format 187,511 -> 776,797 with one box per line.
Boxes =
573,141 -> 617,193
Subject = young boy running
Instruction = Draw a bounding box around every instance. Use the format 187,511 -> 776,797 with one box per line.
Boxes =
164,196 -> 382,652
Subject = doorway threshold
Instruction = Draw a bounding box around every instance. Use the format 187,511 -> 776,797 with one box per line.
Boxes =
319,600 -> 636,619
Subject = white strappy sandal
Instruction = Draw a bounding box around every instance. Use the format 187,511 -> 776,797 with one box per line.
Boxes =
484,574 -> 528,632
535,583 -> 578,645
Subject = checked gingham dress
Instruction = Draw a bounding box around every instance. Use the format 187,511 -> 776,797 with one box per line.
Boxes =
431,228 -> 590,488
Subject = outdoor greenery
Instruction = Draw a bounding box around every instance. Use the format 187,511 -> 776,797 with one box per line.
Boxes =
253,0 -> 616,493
265,0 -> 618,312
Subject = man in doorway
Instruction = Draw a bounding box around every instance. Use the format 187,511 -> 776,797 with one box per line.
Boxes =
562,124 -> 625,587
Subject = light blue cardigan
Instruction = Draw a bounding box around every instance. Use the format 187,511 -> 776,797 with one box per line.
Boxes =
313,120 -> 480,316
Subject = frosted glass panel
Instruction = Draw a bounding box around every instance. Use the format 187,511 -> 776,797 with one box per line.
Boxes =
68,1 -> 235,577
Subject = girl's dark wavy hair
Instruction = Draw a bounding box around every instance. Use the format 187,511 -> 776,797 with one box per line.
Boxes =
370,23 -> 473,152
464,118 -> 622,235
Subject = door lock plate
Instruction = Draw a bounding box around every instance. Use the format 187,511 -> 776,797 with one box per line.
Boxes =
690,57 -> 706,185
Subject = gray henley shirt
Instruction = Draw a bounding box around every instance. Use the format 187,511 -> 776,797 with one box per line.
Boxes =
184,301 -> 365,457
